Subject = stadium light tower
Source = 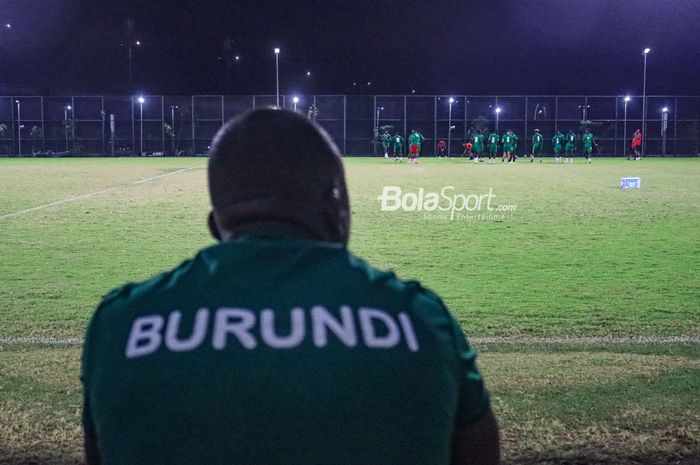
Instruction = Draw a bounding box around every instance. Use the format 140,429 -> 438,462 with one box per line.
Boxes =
0,23 -> 12,82
623,96 -> 631,155
169,105 -> 178,153
661,106 -> 669,156
64,105 -> 72,151
138,96 -> 145,155
448,97 -> 455,157
15,99 -> 21,156
292,96 -> 299,112
578,104 -> 591,122
642,48 -> 650,157
495,107 -> 502,133
274,47 -> 280,108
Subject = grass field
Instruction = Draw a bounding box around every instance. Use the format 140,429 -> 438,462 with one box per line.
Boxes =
1,156 -> 699,464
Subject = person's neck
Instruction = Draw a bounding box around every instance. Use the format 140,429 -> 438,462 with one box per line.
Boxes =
220,220 -> 321,242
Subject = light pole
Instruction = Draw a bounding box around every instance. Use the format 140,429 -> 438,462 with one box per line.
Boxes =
170,105 -> 178,153
578,104 -> 590,122
15,99 -> 21,156
138,96 -> 145,155
374,106 -> 383,156
623,96 -> 630,156
661,106 -> 669,156
64,105 -> 72,151
292,96 -> 299,112
448,97 -> 455,157
274,47 -> 280,108
0,23 -> 11,82
495,107 -> 502,133
642,47 -> 650,157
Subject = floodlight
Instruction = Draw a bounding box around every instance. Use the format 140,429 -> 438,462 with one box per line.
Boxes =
292,96 -> 299,104
5,24 -> 10,28
274,48 -> 280,54
306,71 -> 311,77
66,105 -> 72,110
643,48 -> 650,54
624,96 -> 631,102
235,55 -> 240,61
136,40 -> 141,46
137,96 -> 145,104
662,107 -> 668,113
495,107 -> 502,114
448,97 -> 455,103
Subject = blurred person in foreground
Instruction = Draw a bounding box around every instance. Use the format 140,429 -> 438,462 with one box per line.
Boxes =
82,108 -> 500,465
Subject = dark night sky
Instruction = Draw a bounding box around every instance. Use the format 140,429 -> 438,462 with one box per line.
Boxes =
1,0 -> 699,95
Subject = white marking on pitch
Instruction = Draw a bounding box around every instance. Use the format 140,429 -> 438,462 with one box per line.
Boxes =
0,335 -> 698,347
0,167 -> 200,221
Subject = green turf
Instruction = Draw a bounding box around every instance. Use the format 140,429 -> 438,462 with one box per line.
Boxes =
1,156 -> 699,464
0,157 -> 698,338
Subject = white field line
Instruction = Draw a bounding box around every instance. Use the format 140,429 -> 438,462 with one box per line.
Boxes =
0,335 -> 698,347
0,166 -> 200,221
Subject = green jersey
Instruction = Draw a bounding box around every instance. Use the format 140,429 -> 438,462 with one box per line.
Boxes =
408,132 -> 425,148
472,133 -> 485,147
83,236 -> 490,465
380,133 -> 392,147
393,135 -> 405,148
553,134 -> 565,147
566,132 -> 576,147
583,133 -> 594,147
502,133 -> 516,146
488,133 -> 499,146
532,133 -> 543,146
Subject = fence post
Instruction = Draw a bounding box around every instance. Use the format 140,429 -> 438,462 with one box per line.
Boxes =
343,95 -> 347,155
191,95 -> 195,155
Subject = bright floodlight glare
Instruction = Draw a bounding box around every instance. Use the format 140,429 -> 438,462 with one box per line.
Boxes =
495,107 -> 502,113
643,48 -> 651,54
448,97 -> 455,103
66,105 -> 72,110
5,24 -> 10,28
624,96 -> 631,102
662,107 -> 669,113
15,100 -> 19,103
306,71 -> 311,76
136,40 -> 141,46
235,55 -> 240,60
274,48 -> 280,54
137,96 -> 145,104
292,96 -> 299,103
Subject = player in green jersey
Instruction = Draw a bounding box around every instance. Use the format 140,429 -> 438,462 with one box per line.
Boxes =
501,130 -> 517,163
408,129 -> 425,164
472,130 -> 485,162
487,131 -> 499,163
81,110 -> 500,465
380,130 -> 392,158
392,133 -> 405,162
582,128 -> 595,164
511,132 -> 519,162
565,129 -> 577,164
530,129 -> 544,163
552,130 -> 565,164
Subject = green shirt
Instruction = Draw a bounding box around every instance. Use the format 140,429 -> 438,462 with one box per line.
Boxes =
552,134 -> 565,147
472,134 -> 485,146
380,133 -> 392,145
488,133 -> 499,145
566,132 -> 577,145
393,135 -> 405,148
408,132 -> 425,147
583,133 -> 594,146
502,133 -> 516,145
532,133 -> 543,145
83,236 -> 490,465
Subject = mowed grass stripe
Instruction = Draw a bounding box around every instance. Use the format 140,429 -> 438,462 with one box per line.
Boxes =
0,166 -> 202,220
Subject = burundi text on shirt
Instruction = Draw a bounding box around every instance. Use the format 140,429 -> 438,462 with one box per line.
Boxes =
124,305 -> 420,358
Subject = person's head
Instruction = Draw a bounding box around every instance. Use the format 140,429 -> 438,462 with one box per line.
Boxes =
535,129 -> 540,133
411,129 -> 416,134
207,109 -> 350,245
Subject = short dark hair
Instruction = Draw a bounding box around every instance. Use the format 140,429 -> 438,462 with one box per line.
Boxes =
208,109 -> 350,244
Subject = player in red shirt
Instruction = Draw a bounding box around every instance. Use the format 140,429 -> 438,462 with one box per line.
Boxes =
629,129 -> 642,160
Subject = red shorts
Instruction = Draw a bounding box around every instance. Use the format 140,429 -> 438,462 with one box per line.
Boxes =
409,144 -> 419,154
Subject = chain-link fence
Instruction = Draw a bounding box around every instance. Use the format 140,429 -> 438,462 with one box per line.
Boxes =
0,95 -> 698,156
